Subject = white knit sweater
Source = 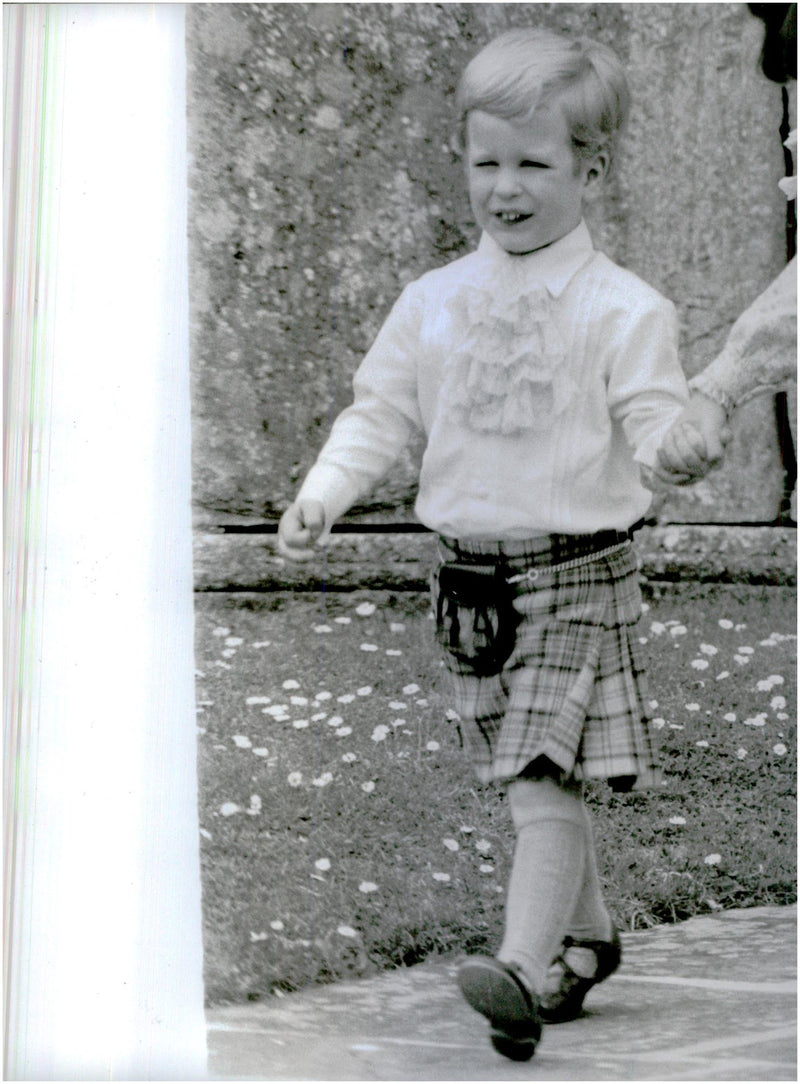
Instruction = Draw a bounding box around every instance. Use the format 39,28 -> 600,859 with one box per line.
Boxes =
297,221 -> 688,540
690,131 -> 797,416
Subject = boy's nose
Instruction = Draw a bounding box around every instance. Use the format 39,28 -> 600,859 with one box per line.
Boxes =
493,168 -> 523,198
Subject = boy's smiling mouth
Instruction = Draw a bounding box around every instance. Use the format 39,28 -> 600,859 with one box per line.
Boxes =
496,211 -> 533,224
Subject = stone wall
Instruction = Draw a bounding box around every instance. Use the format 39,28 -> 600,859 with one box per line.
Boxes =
187,3 -> 793,529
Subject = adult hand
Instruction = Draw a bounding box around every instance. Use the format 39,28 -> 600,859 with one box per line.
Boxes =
277,499 -> 326,562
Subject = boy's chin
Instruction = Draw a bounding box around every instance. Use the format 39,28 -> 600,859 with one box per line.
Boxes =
486,225 -> 556,256
496,236 -> 550,256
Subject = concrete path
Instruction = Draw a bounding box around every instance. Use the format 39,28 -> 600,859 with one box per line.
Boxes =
207,904 -> 796,1081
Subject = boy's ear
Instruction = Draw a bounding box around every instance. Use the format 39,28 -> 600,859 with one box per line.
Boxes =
583,151 -> 610,191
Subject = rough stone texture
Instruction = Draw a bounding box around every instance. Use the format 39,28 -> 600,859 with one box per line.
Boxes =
193,525 -> 797,591
188,4 -> 792,528
206,905 -> 797,1081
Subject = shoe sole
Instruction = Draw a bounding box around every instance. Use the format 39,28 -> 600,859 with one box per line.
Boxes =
490,1031 -> 537,1062
457,958 -> 541,1061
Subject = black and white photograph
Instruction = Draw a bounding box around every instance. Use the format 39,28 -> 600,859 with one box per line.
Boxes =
4,3 -> 797,1080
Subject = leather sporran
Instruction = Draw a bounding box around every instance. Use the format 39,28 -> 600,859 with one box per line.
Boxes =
432,561 -> 520,677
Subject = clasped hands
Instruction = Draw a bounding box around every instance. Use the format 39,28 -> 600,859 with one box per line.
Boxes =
643,392 -> 731,491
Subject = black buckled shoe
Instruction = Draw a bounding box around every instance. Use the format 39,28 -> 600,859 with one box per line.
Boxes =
539,927 -> 622,1024
457,957 -> 542,1061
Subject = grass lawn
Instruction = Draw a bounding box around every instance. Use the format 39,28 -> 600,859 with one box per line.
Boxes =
194,581 -> 796,1005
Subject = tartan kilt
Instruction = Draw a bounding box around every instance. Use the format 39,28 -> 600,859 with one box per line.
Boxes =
431,536 -> 660,790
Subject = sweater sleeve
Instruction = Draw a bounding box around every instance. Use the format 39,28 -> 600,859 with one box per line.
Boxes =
606,295 -> 689,468
295,282 -> 425,533
689,258 -> 797,415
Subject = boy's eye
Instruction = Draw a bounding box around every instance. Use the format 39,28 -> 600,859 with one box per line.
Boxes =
472,160 -> 497,168
521,160 -> 548,169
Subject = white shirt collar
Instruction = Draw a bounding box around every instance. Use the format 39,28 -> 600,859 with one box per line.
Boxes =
476,220 -> 595,298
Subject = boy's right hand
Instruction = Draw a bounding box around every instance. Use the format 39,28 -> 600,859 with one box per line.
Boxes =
277,499 -> 326,562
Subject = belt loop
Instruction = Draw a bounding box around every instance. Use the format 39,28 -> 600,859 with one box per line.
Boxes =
627,518 -> 645,540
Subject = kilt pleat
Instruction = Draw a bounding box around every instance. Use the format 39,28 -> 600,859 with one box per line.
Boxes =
434,539 -> 660,789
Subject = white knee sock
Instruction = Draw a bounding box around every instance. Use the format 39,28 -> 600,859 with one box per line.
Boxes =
565,801 -> 614,943
497,777 -> 588,995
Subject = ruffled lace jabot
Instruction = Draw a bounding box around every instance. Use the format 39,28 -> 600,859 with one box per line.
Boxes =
441,279 -> 576,436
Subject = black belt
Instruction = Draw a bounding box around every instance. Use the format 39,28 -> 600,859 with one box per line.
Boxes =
440,519 -> 644,569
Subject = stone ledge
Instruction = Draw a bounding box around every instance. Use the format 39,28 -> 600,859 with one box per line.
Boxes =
194,525 -> 796,591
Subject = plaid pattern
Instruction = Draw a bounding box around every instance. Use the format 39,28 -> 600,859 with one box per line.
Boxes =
432,537 -> 660,790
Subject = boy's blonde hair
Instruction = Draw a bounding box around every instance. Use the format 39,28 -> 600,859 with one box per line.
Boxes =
456,28 -> 630,166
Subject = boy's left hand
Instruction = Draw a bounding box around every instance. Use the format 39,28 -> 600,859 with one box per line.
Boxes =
651,394 -> 730,486
643,421 -> 706,488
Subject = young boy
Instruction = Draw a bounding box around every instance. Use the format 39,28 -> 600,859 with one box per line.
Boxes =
279,28 -> 689,1061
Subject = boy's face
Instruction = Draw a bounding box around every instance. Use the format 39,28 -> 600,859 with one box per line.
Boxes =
466,105 -> 605,255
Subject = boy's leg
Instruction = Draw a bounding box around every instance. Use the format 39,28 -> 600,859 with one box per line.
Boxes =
538,798 -> 622,1024
559,800 -> 615,975
497,775 -> 587,994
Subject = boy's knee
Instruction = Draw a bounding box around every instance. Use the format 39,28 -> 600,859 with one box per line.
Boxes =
508,775 -> 585,831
